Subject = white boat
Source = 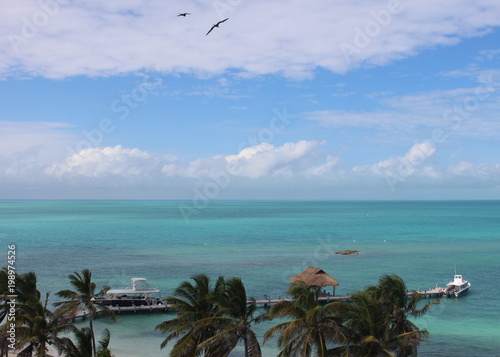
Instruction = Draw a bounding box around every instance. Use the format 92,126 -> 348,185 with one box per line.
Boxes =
93,278 -> 163,307
444,274 -> 471,298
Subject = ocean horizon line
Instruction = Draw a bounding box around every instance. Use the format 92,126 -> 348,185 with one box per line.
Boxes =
1,198 -> 500,202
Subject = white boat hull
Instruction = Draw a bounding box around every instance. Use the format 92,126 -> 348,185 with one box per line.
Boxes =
444,275 -> 471,298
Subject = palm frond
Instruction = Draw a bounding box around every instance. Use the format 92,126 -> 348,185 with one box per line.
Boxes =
98,328 -> 111,350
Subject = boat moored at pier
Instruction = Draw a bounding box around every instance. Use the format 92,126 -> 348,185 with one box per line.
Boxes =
93,278 -> 163,307
444,274 -> 471,298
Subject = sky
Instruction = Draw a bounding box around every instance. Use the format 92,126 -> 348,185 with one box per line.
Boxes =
1,0 -> 500,200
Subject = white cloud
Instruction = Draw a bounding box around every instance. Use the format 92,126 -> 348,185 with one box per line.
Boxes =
306,75 -> 500,139
162,140 -> 333,178
0,147 -> 45,179
305,155 -> 341,176
0,120 -> 75,160
225,141 -> 327,178
1,138 -> 500,198
477,49 -> 500,62
447,161 -> 500,178
1,0 -> 500,79
354,142 -> 437,178
45,145 -> 159,178
306,109 -> 408,128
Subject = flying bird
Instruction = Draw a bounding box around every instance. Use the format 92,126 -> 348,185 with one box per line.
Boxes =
177,13 -> 190,17
206,18 -> 229,36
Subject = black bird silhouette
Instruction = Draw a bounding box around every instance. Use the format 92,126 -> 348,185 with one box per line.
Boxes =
206,18 -> 229,36
177,13 -> 190,17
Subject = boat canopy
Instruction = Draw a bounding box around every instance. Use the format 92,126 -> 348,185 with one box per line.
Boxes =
446,274 -> 467,287
105,278 -> 160,295
105,288 -> 160,294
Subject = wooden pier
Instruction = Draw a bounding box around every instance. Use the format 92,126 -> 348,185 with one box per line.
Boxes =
72,304 -> 170,320
253,294 -> 352,308
72,287 -> 445,320
253,287 -> 444,308
412,286 -> 446,298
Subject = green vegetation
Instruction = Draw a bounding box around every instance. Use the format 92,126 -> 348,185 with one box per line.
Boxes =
334,274 -> 436,356
1,268 -> 436,357
155,273 -> 225,357
159,273 -> 436,357
155,274 -> 263,357
0,269 -> 115,357
54,269 -> 115,357
264,282 -> 347,356
60,327 -> 114,357
195,277 -> 262,357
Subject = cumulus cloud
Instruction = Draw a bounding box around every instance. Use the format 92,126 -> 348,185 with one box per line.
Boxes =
354,142 -> 438,178
0,147 -> 45,179
305,155 -> 341,176
1,139 -> 500,198
1,0 -> 500,79
162,140 -> 335,178
45,145 -> 160,178
4,140 -> 498,187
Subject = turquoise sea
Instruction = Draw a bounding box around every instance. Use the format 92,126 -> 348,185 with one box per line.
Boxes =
1,200 -> 499,356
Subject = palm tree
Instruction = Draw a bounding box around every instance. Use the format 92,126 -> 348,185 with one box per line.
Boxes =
155,273 -> 225,357
59,327 -> 93,357
54,269 -> 114,357
197,277 -> 262,357
16,272 -> 41,303
368,274 -> 434,356
0,267 -> 12,357
13,292 -> 75,357
1,269 -> 42,357
339,289 -> 394,356
1,269 -> 40,321
264,282 -> 348,357
95,328 -> 114,357
60,327 -> 113,357
0,332 -> 9,357
339,274 -> 435,356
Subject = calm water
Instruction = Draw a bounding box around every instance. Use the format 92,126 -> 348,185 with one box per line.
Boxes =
1,200 -> 499,356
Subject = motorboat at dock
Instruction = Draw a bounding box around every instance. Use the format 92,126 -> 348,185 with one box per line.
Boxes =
444,274 -> 471,298
93,278 -> 163,307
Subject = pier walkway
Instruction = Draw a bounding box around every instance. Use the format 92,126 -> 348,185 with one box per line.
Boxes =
72,286 -> 445,320
254,286 -> 444,307
413,286 -> 446,298
72,304 -> 169,320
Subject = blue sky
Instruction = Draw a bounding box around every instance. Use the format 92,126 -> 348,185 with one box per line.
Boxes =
1,0 -> 500,200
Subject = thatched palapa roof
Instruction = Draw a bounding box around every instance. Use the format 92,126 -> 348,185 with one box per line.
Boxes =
290,266 -> 339,287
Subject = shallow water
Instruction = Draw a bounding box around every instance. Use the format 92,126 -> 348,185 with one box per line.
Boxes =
1,200 -> 499,356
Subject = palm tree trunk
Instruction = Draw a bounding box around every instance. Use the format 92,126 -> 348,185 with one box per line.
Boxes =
1,337 -> 7,357
243,333 -> 249,357
39,341 -> 46,357
89,317 -> 97,357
